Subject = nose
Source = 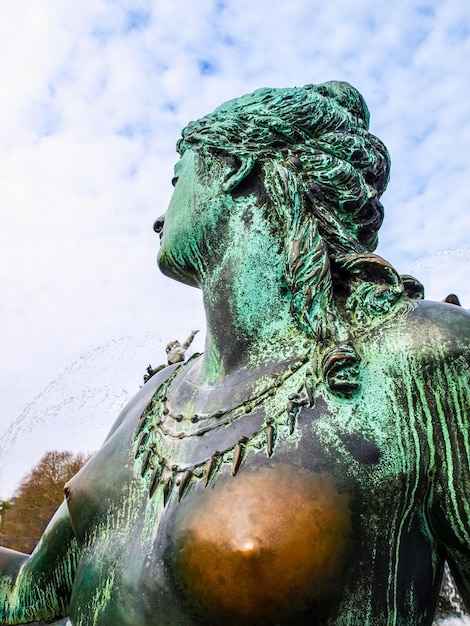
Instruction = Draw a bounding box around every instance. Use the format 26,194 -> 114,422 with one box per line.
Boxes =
153,216 -> 165,237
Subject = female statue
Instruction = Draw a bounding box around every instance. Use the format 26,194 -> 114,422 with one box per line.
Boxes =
1,81 -> 470,625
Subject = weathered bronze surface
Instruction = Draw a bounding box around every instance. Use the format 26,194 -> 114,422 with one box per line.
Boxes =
1,81 -> 470,625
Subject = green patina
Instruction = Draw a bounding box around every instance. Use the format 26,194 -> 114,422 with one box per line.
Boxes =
0,502 -> 80,623
2,81 -> 470,625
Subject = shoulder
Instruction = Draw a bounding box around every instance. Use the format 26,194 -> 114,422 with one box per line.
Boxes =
103,363 -> 182,441
364,298 -> 470,351
355,299 -> 470,382
356,298 -> 470,350
406,299 -> 470,355
411,298 -> 470,334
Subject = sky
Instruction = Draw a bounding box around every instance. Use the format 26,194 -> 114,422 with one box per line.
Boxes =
1,0 -> 470,497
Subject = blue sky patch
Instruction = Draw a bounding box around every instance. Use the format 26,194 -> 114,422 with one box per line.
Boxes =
126,10 -> 151,32
163,102 -> 177,114
117,121 -> 151,139
198,60 -> 216,76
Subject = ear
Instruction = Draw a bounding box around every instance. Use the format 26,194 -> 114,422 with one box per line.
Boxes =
222,155 -> 256,193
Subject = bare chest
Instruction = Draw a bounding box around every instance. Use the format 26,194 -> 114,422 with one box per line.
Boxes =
66,386 -> 434,625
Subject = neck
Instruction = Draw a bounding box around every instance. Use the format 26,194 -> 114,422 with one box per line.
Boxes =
197,196 -> 306,386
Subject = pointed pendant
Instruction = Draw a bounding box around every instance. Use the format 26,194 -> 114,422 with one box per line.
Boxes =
163,475 -> 173,506
135,414 -> 147,435
204,452 -> 220,488
141,450 -> 152,476
266,424 -> 275,457
178,470 -> 193,501
149,464 -> 163,498
135,431 -> 149,458
232,436 -> 248,476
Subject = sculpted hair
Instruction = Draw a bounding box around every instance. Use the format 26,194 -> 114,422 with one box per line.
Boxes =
177,81 -> 408,396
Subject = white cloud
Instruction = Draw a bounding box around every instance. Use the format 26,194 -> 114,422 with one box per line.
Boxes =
1,0 -> 470,494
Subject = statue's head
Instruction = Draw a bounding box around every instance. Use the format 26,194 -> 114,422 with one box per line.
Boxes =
160,82 -> 405,396
176,81 -> 390,254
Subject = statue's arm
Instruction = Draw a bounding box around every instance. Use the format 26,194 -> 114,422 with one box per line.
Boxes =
0,500 -> 79,624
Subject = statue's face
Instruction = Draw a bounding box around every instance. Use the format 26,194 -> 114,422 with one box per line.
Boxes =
157,149 -> 232,287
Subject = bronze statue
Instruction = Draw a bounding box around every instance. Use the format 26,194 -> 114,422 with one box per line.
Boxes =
143,330 -> 200,383
1,81 -> 470,625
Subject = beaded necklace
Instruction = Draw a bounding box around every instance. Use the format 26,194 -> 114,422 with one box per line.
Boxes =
134,353 -> 315,503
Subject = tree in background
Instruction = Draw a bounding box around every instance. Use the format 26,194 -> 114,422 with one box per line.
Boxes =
0,450 -> 91,553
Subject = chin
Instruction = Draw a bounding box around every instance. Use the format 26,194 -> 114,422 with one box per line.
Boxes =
157,250 -> 201,288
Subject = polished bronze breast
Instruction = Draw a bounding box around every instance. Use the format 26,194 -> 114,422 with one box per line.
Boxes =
169,462 -> 352,624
